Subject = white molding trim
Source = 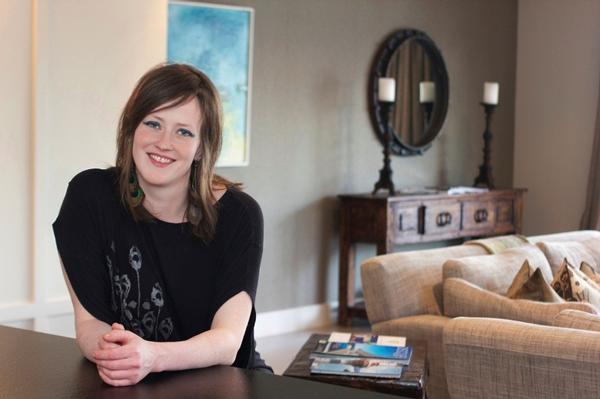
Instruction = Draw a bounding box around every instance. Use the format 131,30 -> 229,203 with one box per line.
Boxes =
0,297 -> 71,323
254,302 -> 335,339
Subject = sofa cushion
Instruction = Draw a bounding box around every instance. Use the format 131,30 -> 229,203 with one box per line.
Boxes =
536,240 -> 598,275
443,245 -> 553,294
506,262 -> 563,302
553,309 -> 600,332
581,237 -> 600,266
443,277 -> 596,325
552,259 -> 600,310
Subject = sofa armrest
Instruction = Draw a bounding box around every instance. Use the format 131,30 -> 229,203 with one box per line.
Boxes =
360,245 -> 487,324
443,317 -> 600,399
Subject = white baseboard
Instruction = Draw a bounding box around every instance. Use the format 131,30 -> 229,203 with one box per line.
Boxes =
254,302 -> 336,339
0,299 -> 337,340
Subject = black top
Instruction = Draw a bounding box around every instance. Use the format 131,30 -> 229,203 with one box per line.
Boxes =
53,168 -> 269,370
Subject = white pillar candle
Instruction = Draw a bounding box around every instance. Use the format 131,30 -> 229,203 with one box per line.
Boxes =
419,81 -> 435,103
378,78 -> 396,102
483,82 -> 499,105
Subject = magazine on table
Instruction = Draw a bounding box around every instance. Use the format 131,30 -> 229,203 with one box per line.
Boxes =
327,332 -> 406,347
310,358 -> 403,378
312,341 -> 412,365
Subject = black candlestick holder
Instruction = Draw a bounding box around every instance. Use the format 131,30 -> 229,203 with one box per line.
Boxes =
372,102 -> 396,196
473,102 -> 498,189
421,101 -> 434,127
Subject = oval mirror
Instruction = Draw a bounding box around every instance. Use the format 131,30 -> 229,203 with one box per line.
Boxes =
368,29 -> 449,155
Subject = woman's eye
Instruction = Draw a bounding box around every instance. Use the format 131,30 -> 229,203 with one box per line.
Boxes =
143,120 -> 160,129
178,129 -> 195,138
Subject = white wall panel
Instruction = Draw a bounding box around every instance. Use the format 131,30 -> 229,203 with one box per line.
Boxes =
34,0 -> 168,300
0,0 -> 33,304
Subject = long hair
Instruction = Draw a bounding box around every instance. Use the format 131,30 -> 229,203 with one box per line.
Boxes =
115,63 -> 237,241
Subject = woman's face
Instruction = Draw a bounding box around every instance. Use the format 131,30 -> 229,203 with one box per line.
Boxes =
132,97 -> 202,191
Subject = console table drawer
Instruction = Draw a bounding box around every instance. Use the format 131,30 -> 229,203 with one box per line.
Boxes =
496,199 -> 514,226
389,202 -> 420,242
423,201 -> 461,236
463,200 -> 496,231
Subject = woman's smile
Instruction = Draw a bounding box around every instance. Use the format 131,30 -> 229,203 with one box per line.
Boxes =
148,153 -> 175,168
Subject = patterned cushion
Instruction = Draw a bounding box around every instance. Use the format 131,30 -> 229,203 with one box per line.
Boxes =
581,261 -> 600,286
443,245 -> 553,294
551,259 -> 600,310
536,241 -> 597,275
506,261 -> 564,302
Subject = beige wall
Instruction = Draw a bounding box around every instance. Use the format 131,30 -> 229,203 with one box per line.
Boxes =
514,0 -> 600,235
2,0 -> 518,334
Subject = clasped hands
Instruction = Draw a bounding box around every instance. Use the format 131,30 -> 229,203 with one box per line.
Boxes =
93,323 -> 159,386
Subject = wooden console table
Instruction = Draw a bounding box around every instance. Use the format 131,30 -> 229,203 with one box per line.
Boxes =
338,188 -> 526,324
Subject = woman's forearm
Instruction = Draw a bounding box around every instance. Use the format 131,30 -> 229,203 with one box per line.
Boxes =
151,328 -> 240,372
75,317 -> 113,362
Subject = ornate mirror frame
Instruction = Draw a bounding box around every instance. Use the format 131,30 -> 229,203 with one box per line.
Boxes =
368,29 -> 449,156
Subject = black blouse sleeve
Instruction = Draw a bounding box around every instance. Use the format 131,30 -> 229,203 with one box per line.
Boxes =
52,171 -> 116,325
211,192 -> 264,315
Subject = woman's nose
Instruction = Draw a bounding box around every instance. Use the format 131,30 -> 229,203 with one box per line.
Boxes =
156,130 -> 173,150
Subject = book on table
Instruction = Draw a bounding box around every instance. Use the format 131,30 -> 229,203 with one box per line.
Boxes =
309,332 -> 410,379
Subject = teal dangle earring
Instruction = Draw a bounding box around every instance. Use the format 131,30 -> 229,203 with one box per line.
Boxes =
190,160 -> 198,193
129,169 -> 144,207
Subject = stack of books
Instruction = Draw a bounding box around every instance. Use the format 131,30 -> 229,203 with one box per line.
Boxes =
309,332 -> 411,379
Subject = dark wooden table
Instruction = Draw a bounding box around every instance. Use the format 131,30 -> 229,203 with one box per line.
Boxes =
0,325 -> 408,399
283,334 -> 428,398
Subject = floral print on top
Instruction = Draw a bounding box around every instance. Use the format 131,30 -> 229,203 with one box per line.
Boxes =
106,242 -> 173,340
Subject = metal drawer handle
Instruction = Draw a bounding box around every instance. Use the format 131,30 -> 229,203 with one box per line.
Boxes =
436,212 -> 452,227
474,208 -> 488,223
398,214 -> 403,231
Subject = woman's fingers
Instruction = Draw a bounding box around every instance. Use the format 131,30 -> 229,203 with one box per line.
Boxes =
96,357 -> 141,371
112,323 -> 125,331
103,330 -> 132,344
93,345 -> 135,361
98,339 -> 120,350
97,366 -> 134,387
99,366 -> 137,381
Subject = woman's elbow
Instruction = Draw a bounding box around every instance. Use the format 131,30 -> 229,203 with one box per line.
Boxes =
219,330 -> 242,366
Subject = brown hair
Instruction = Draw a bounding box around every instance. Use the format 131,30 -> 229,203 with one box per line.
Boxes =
115,63 -> 238,241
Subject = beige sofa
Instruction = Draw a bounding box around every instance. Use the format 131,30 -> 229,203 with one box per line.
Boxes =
360,230 -> 600,399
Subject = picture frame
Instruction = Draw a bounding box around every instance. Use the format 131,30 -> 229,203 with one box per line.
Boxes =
167,1 -> 254,167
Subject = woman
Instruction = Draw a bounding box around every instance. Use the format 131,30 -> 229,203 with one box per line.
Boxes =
53,63 -> 271,387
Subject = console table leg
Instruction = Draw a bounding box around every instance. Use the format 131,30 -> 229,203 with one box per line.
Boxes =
338,240 -> 355,325
376,240 -> 392,255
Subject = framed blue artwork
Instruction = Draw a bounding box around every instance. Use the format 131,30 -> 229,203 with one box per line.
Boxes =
167,1 -> 254,167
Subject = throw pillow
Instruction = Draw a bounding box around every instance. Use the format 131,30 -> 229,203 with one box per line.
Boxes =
552,259 -> 600,310
506,263 -> 564,303
580,261 -> 600,286
536,241 -> 597,275
505,259 -> 533,298
443,277 -> 596,326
